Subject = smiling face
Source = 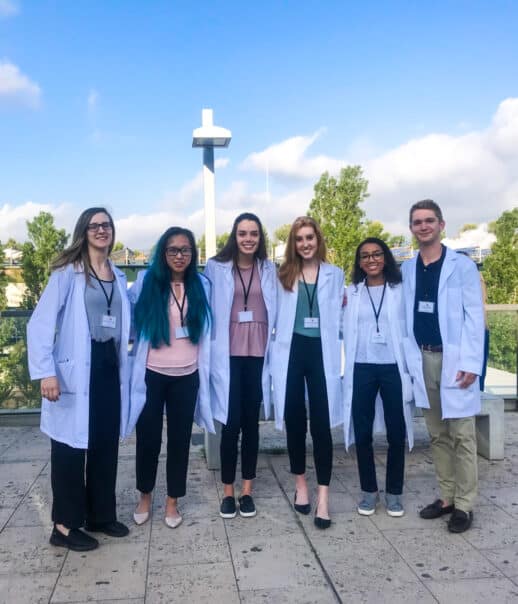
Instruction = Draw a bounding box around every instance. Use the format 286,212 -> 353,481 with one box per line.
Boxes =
236,219 -> 260,259
358,242 -> 385,282
165,234 -> 192,279
86,212 -> 113,254
410,208 -> 445,247
294,225 -> 318,261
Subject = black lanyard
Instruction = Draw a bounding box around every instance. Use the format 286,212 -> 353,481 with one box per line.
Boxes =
90,267 -> 114,315
170,284 -> 186,326
235,262 -> 255,311
301,265 -> 320,317
365,281 -> 386,333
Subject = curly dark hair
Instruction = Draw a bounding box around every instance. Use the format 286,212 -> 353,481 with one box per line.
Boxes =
351,237 -> 402,286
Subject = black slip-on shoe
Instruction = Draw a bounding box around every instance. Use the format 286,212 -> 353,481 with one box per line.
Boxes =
314,514 -> 331,529
238,495 -> 257,518
50,527 -> 99,552
294,491 -> 311,515
85,520 -> 129,537
219,496 -> 237,519
448,509 -> 473,533
419,499 -> 454,519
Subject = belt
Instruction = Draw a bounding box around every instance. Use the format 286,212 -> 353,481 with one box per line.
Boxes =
420,344 -> 443,353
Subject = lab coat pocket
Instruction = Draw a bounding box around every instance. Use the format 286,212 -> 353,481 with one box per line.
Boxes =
56,359 -> 76,394
442,345 -> 461,388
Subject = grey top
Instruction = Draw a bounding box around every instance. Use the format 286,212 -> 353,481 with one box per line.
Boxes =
84,275 -> 122,346
293,281 -> 321,338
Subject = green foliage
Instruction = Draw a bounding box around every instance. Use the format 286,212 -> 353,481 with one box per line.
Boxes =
459,223 -> 478,233
21,212 -> 69,309
0,243 -> 8,310
483,208 -> 518,304
487,312 -> 517,374
274,224 -> 291,243
197,232 -> 230,263
308,166 -> 369,275
112,241 -> 124,252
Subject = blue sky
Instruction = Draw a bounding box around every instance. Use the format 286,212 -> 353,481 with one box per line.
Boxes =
1,0 -> 517,249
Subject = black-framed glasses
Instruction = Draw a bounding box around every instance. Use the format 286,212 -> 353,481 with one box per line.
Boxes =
165,246 -> 192,257
87,222 -> 113,232
359,250 -> 384,261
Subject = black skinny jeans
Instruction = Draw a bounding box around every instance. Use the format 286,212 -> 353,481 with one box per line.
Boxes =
220,356 -> 264,485
136,369 -> 199,498
284,333 -> 332,486
51,339 -> 121,528
352,362 -> 406,495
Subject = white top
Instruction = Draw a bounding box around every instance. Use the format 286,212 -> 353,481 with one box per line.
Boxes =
355,284 -> 396,364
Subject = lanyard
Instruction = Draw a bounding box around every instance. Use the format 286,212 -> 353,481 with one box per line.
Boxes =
235,262 -> 255,311
301,265 -> 320,317
90,267 -> 114,315
170,283 -> 186,326
366,281 -> 386,333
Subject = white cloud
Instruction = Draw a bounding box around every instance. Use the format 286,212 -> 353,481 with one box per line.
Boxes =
0,0 -> 18,18
241,130 -> 345,181
0,202 -> 76,243
0,61 -> 41,108
443,224 -> 496,250
87,89 -> 99,114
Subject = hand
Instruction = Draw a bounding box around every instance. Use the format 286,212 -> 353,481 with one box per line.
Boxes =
342,292 -> 348,307
455,371 -> 477,389
41,376 -> 60,401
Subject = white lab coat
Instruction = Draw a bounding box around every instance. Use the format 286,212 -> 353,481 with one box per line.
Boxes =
203,258 -> 277,425
401,247 -> 484,418
125,270 -> 215,435
342,281 -> 414,450
27,262 -> 131,448
270,262 -> 344,431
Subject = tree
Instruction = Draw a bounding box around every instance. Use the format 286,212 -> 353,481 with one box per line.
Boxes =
274,224 -> 291,243
459,223 -> 478,233
197,233 -> 230,263
0,243 -> 8,310
21,212 -> 69,309
308,166 -> 369,275
483,208 -> 518,304
112,241 -> 124,252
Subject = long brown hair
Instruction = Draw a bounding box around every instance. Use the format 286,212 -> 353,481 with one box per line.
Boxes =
278,216 -> 327,291
52,207 -> 115,283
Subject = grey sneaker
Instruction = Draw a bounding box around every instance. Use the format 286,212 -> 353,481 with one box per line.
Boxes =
385,493 -> 405,517
357,492 -> 379,516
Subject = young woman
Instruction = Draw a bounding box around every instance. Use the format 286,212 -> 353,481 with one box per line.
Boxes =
343,238 -> 414,517
204,212 -> 276,519
271,216 -> 344,529
127,227 -> 214,528
27,207 -> 131,551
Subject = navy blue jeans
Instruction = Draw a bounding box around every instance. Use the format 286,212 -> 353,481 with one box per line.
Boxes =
352,363 -> 406,495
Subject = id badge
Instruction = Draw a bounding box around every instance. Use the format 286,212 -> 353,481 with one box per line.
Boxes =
304,317 -> 319,329
238,310 -> 254,323
418,301 -> 435,314
371,331 -> 386,345
101,314 -> 116,329
175,326 -> 190,339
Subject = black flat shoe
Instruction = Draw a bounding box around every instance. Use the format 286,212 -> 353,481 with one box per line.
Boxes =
50,527 -> 99,551
294,491 -> 311,515
419,499 -> 454,519
448,509 -> 473,533
85,520 -> 129,538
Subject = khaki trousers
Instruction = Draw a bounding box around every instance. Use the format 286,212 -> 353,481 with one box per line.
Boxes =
421,351 -> 478,512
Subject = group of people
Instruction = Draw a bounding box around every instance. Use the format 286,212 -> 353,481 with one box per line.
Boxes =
27,199 -> 485,552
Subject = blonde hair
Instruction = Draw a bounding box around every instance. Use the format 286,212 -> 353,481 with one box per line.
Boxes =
278,216 -> 327,291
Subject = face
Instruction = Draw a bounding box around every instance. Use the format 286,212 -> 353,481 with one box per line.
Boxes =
358,242 -> 385,280
86,212 -> 113,252
236,219 -> 260,257
294,225 -> 318,261
410,209 -> 445,246
165,234 -> 192,277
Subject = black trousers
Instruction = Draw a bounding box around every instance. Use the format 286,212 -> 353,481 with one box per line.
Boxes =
284,334 -> 332,486
51,339 -> 121,528
351,363 -> 406,495
220,356 -> 263,485
136,369 -> 199,498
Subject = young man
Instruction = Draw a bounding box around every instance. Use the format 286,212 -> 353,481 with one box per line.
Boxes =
401,200 -> 484,533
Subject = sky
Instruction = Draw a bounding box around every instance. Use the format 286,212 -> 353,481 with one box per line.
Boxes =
0,0 -> 517,250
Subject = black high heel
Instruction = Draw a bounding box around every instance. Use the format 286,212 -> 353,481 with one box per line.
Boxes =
294,491 -> 311,515
314,499 -> 331,529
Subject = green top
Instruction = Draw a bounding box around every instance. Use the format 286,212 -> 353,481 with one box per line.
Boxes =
293,281 -> 321,338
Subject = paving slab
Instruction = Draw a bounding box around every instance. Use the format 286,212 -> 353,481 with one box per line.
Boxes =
0,524 -> 66,574
424,576 -> 518,603
480,544 -> 518,579
0,571 -> 59,604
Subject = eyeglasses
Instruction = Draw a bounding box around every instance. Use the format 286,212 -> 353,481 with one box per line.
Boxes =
87,222 -> 112,232
411,217 -> 438,227
359,251 -> 384,261
165,246 -> 192,257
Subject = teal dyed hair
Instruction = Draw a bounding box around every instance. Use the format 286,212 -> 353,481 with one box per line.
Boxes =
134,227 -> 211,348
